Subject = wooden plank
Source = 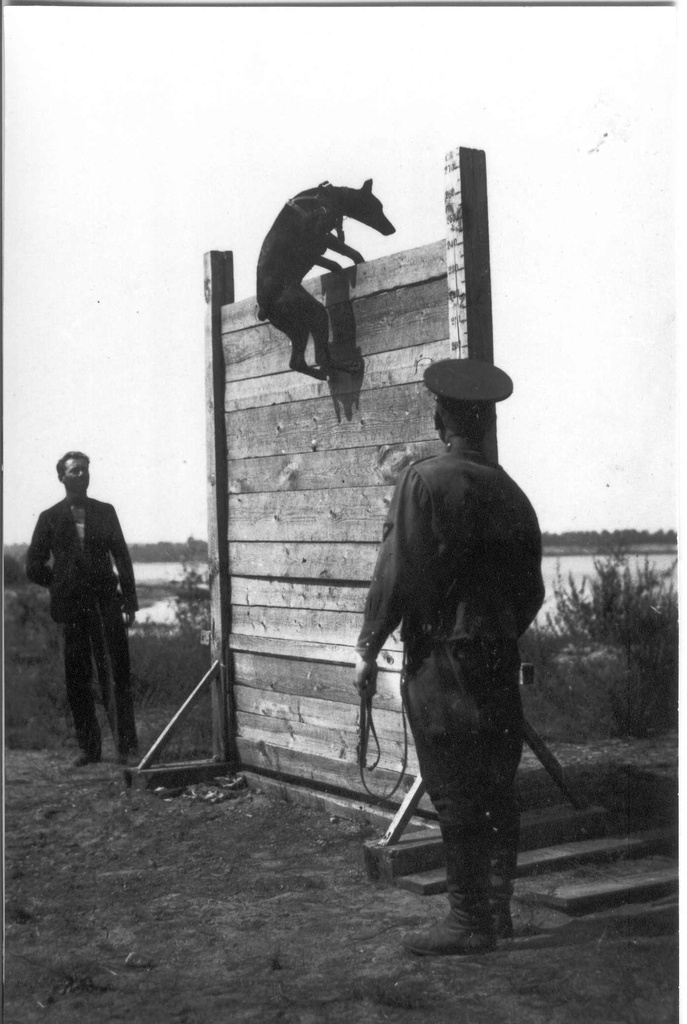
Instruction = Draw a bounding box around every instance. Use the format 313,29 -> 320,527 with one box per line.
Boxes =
228,440 -> 442,494
226,380 -> 435,460
518,867 -> 679,914
235,737 -> 428,808
138,661 -> 219,769
236,713 -> 417,777
232,578 -> 369,613
227,486 -> 393,543
125,760 -> 235,792
228,632 -> 404,671
204,251 -> 235,763
363,806 -> 610,884
395,829 -> 677,896
380,775 -> 427,846
222,240 -> 446,334
224,279 -> 448,386
363,830 -> 447,883
230,604 -> 402,650
444,147 -> 468,357
460,147 -> 494,366
232,650 -> 402,712
516,829 -> 677,875
234,685 -> 406,740
226,337 -> 448,412
454,147 -> 498,462
227,541 -> 380,581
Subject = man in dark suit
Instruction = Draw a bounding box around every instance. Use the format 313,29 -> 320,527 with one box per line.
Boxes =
26,451 -> 139,766
355,360 -> 544,956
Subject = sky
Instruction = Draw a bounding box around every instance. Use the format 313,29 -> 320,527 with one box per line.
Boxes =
3,5 -> 678,545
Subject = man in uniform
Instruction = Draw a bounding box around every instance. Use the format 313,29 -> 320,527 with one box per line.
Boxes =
354,360 -> 544,956
26,451 -> 139,766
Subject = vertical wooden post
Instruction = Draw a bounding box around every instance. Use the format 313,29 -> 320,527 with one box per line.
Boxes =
444,147 -> 498,461
204,251 -> 235,764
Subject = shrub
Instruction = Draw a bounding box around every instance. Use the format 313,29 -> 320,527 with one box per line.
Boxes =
4,585 -> 72,749
128,624 -> 210,707
530,554 -> 678,739
4,554 -> 26,586
519,623 -> 631,741
172,546 -> 210,634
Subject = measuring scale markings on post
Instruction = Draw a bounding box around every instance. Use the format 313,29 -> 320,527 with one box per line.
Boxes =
444,149 -> 468,359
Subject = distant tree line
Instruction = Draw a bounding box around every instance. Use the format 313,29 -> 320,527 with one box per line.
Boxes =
4,537 -> 209,567
127,538 -> 208,563
4,530 -> 675,570
541,529 -> 676,552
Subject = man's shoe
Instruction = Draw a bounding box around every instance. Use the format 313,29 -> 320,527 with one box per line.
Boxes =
73,754 -> 100,767
402,916 -> 496,957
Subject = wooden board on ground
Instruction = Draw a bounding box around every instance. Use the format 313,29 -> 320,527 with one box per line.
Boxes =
516,865 -> 679,915
363,805 -> 610,884
395,828 -> 677,896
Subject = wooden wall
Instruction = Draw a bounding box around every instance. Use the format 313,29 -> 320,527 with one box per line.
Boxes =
214,239 -> 452,803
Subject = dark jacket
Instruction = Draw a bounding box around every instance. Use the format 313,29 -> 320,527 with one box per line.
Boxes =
26,497 -> 138,623
357,439 -> 545,663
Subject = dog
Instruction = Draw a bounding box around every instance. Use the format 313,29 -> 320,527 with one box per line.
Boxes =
256,180 -> 395,380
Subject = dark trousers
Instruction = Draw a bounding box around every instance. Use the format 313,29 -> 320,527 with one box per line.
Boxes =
62,597 -> 138,760
404,639 -> 523,912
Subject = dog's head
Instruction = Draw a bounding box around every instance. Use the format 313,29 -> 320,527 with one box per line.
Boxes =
342,180 -> 396,236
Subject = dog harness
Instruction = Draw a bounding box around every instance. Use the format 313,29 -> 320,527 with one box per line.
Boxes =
286,183 -> 345,242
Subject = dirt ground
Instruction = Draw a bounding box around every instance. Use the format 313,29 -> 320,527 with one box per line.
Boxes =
4,744 -> 678,1024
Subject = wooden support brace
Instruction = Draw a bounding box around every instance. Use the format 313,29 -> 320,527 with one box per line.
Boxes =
379,775 -> 426,847
444,145 -> 497,462
137,661 -> 220,770
205,250 -> 236,763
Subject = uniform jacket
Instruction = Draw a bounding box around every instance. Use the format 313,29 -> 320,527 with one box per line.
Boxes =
357,439 -> 545,663
26,497 -> 138,623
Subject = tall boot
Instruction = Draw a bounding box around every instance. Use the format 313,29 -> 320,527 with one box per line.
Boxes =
403,820 -> 495,957
403,890 -> 496,957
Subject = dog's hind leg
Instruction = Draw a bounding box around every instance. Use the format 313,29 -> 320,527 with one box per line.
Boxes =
273,286 -> 333,380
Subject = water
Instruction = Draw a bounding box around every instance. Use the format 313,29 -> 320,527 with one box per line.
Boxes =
133,562 -> 207,625
132,553 -> 677,625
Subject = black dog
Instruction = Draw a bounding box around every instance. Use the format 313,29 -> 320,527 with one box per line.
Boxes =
256,180 -> 395,379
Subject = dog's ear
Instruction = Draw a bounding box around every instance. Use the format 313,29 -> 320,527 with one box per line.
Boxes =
363,179 -> 373,193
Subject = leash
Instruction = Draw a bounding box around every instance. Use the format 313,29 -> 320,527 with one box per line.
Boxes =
357,659 -> 409,802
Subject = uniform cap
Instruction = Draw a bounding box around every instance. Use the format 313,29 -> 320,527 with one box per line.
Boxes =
423,358 -> 513,403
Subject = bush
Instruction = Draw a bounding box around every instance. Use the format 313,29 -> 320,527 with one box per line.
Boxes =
172,545 -> 210,634
521,554 -> 678,740
128,624 -> 210,707
4,554 -> 26,586
4,585 -> 72,750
